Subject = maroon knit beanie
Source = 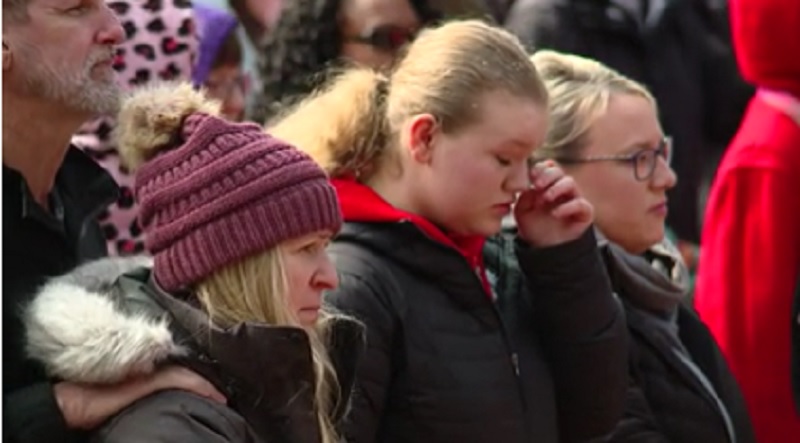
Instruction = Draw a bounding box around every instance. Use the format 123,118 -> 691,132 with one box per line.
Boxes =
116,83 -> 341,291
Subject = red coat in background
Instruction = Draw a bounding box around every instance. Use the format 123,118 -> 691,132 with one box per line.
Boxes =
695,0 -> 800,441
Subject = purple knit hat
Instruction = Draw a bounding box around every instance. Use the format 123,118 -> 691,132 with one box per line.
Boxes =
116,83 -> 341,291
192,4 -> 239,87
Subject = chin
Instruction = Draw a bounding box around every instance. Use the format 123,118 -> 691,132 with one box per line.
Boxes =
297,310 -> 320,329
638,230 -> 666,253
466,217 -> 503,237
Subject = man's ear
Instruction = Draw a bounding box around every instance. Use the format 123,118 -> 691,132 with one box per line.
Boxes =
3,40 -> 11,71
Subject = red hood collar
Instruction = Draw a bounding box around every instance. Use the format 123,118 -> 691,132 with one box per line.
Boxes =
332,178 -> 487,270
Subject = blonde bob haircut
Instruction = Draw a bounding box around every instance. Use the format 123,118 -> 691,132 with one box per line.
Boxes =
195,248 -> 340,443
268,19 -> 548,181
529,50 -> 656,162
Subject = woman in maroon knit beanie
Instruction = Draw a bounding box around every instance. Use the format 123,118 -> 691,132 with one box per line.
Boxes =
22,83 -> 363,443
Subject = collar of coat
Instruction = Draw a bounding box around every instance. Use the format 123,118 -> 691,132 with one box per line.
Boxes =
23,256 -> 364,440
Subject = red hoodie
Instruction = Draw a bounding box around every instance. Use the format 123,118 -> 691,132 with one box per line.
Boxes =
332,178 -> 493,296
695,1 -> 800,441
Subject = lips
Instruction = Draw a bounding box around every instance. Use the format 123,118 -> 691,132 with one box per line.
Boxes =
492,202 -> 513,215
650,201 -> 668,215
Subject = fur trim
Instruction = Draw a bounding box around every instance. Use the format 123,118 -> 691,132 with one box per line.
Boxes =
24,257 -> 186,384
116,82 -> 220,171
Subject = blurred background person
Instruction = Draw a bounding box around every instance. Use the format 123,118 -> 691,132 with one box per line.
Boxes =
194,4 -> 247,121
249,0 -> 501,124
249,0 -> 430,123
195,0 -> 283,112
695,0 -> 800,441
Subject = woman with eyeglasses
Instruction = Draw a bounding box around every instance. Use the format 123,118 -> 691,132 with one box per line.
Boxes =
250,0 -> 445,123
521,50 -> 755,443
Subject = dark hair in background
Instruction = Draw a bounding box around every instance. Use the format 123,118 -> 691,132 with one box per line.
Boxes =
249,0 -> 441,124
213,25 -> 243,69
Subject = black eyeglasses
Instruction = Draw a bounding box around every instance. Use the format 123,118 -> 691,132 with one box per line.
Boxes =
556,136 -> 673,181
345,25 -> 417,53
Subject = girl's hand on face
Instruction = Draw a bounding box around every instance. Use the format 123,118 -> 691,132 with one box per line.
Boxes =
514,160 -> 594,248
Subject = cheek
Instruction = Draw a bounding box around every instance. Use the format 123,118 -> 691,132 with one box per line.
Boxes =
439,157 -> 503,201
591,180 -> 659,242
283,257 -> 312,306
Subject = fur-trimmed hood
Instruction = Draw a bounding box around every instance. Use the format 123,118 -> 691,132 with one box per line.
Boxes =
24,257 -> 365,440
23,256 -> 185,384
23,256 -> 365,392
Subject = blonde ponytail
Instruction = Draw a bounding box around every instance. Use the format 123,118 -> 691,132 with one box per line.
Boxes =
271,20 -> 547,181
269,69 -> 392,181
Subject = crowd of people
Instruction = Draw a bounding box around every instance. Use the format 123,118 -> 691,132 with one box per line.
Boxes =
3,0 -> 799,442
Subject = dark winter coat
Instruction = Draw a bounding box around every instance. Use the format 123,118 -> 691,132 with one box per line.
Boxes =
597,238 -> 755,443
3,147 -> 118,443
505,0 -> 753,242
22,257 -> 365,443
327,223 -> 627,443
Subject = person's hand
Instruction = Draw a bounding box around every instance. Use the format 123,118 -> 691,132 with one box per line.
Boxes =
515,160 -> 594,247
54,365 -> 226,430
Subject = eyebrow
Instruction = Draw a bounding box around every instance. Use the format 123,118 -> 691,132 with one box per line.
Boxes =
315,232 -> 334,241
620,138 -> 663,154
498,140 -> 534,153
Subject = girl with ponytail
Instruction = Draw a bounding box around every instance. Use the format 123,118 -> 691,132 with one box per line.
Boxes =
270,19 -> 628,443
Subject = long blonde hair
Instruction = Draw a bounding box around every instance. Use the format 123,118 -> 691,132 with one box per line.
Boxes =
269,19 -> 548,181
529,50 -> 655,161
195,248 -> 339,443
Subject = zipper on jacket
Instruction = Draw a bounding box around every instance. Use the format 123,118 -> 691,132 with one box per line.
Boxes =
491,303 -> 529,414
398,221 -> 530,415
511,352 -> 521,376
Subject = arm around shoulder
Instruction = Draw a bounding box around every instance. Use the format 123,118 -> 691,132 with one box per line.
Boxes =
4,383 -> 83,443
92,390 -> 249,443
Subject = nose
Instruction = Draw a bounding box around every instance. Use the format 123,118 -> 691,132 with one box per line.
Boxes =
97,3 -> 126,46
650,156 -> 677,190
504,160 -> 531,194
225,86 -> 246,121
312,253 -> 339,291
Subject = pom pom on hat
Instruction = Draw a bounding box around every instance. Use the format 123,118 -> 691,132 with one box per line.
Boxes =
115,82 -> 342,291
116,82 -> 221,171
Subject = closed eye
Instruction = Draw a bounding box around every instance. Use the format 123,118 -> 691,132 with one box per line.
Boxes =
495,155 -> 511,166
65,4 -> 90,14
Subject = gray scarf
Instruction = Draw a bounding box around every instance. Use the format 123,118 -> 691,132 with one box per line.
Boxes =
596,230 -> 690,315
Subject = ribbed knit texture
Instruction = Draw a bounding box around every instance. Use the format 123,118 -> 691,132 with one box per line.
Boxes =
134,113 -> 341,291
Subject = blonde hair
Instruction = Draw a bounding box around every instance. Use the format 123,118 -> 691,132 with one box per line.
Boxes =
195,248 -> 340,443
529,50 -> 655,161
269,20 -> 548,181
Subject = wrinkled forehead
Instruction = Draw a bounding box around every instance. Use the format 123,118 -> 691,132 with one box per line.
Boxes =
109,0 -> 198,90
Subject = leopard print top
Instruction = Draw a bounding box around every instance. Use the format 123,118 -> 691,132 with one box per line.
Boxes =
72,0 -> 198,256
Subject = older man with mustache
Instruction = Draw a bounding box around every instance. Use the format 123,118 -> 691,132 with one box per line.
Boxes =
2,1 -> 224,441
